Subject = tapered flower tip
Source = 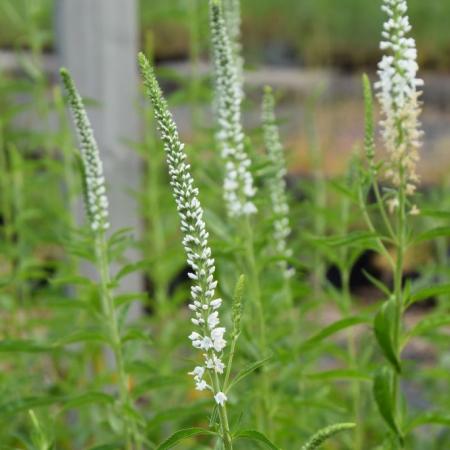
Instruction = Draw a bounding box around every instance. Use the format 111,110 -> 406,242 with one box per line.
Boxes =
59,67 -> 74,89
137,52 -> 152,75
263,85 -> 273,95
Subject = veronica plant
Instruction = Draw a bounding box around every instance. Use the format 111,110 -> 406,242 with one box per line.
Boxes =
60,69 -> 140,450
138,53 -> 233,449
209,0 -> 274,435
262,86 -> 294,283
223,0 -> 244,102
359,0 -> 423,446
209,0 -> 256,218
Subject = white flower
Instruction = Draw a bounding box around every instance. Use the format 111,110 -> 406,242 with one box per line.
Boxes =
200,336 -> 214,350
189,366 -> 205,380
210,298 -> 223,309
210,1 -> 256,217
60,69 -> 110,232
214,391 -> 228,406
211,327 -> 226,352
139,53 -> 228,405
196,380 -> 211,392
207,312 -> 220,329
206,354 -> 226,374
375,0 -> 423,203
189,332 -> 201,341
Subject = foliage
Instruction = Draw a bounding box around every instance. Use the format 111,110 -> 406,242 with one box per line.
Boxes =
0,0 -> 450,449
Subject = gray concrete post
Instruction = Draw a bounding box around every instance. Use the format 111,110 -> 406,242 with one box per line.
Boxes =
56,0 -> 142,310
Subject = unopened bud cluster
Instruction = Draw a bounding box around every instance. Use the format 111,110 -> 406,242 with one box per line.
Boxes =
262,87 -> 294,278
60,69 -> 110,232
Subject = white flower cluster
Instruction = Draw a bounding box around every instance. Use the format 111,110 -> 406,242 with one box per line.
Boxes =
60,69 -> 110,232
210,0 -> 256,217
138,54 -> 228,406
375,0 -> 423,213
223,0 -> 244,103
262,88 -> 294,278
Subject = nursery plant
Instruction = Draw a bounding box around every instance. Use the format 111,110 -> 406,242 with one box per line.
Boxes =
0,0 -> 450,449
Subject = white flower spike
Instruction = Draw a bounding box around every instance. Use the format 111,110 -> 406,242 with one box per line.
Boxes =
60,69 -> 110,232
375,0 -> 423,213
139,53 -> 227,405
209,0 -> 256,218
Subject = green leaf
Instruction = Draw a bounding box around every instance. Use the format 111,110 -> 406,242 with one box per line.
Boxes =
415,227 -> 450,243
308,231 -> 377,248
306,369 -> 371,382
114,260 -> 150,282
407,284 -> 450,307
373,367 -> 402,440
362,269 -> 390,296
419,209 -> 450,220
233,430 -> 280,449
51,275 -> 93,287
0,396 -> 61,415
0,340 -> 54,353
299,316 -> 370,353
374,299 -> 401,373
55,329 -> 110,347
405,412 -> 450,432
60,392 -> 114,411
155,428 -> 217,450
88,444 -> 123,450
121,327 -> 152,344
115,292 -> 149,308
226,356 -> 273,391
146,401 -> 210,428
402,314 -> 450,346
301,422 -> 355,450
133,375 -> 187,398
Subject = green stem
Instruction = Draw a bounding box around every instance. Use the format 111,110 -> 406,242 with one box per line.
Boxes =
224,335 -> 238,391
357,183 -> 394,270
95,232 -> 139,450
392,180 -> 406,447
372,176 -> 396,240
212,373 -> 233,450
242,217 -> 272,436
341,268 -> 363,450
146,110 -> 169,318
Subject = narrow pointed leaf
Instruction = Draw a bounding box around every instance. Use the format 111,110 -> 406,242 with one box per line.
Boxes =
374,299 -> 401,373
234,430 -> 280,449
156,428 -> 217,450
373,367 -> 402,439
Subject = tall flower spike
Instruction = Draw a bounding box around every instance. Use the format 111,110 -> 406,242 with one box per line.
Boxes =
138,53 -> 227,404
223,0 -> 244,102
209,0 -> 256,217
262,86 -> 293,278
60,69 -> 110,232
375,0 -> 423,213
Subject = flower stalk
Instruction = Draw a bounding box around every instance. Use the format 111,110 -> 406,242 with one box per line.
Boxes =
209,0 -> 256,218
262,86 -> 294,285
362,1 -> 424,445
60,68 -> 140,450
138,53 -> 233,449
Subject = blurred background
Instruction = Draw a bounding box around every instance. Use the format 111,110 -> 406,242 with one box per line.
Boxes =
2,0 -> 450,295
2,0 -> 450,184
